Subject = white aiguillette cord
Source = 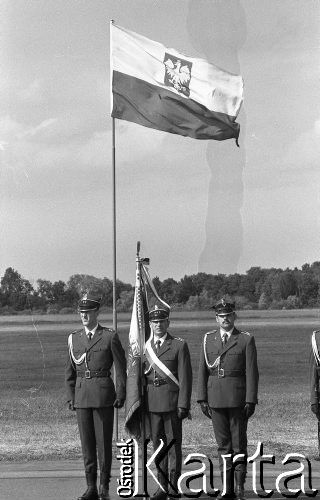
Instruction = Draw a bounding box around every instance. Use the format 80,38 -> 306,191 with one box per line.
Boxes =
203,332 -> 221,369
68,334 -> 88,368
312,331 -> 320,366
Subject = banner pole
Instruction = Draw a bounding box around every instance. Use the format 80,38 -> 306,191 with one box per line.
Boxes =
136,242 -> 148,497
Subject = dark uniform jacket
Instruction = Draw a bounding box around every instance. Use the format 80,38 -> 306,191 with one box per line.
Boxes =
144,332 -> 192,413
197,327 -> 258,408
310,330 -> 320,406
65,325 -> 126,408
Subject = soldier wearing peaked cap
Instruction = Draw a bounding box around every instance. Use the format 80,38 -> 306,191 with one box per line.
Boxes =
144,305 -> 192,500
65,292 -> 126,500
197,299 -> 259,500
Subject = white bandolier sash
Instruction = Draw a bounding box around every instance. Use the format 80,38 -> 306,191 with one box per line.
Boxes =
68,334 -> 88,368
145,337 -> 180,387
312,330 -> 320,366
142,264 -> 178,385
203,331 -> 221,369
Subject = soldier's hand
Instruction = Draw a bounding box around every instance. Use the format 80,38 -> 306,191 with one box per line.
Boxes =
199,401 -> 212,419
244,402 -> 255,419
113,398 -> 125,409
68,401 -> 75,411
177,407 -> 189,420
311,404 -> 320,419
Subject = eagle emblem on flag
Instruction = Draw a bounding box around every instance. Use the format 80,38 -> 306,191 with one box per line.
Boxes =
163,53 -> 192,97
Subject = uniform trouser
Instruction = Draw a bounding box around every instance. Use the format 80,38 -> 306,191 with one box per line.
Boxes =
76,407 -> 114,485
211,407 -> 248,480
149,411 -> 182,492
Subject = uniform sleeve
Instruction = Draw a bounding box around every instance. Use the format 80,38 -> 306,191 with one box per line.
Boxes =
177,341 -> 193,409
65,338 -> 76,403
111,332 -> 127,401
310,344 -> 319,406
197,336 -> 209,402
245,335 -> 259,404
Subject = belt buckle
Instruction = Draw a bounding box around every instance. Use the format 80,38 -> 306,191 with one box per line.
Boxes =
85,370 -> 91,379
154,378 -> 160,387
218,368 -> 224,378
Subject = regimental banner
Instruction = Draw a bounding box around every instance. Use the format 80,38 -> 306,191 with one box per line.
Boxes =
125,259 -> 169,438
125,264 -> 149,439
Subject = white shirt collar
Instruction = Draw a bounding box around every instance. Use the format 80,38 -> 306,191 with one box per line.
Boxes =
220,327 -> 234,339
154,333 -> 167,346
85,323 -> 99,337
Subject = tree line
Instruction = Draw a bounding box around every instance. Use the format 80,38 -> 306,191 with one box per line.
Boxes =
1,262 -> 320,314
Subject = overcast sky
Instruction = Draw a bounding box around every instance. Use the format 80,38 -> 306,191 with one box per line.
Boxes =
1,0 -> 320,286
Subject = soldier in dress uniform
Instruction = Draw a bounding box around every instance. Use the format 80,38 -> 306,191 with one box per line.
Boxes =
65,292 -> 127,500
309,329 -> 320,430
197,299 -> 259,500
144,306 -> 193,500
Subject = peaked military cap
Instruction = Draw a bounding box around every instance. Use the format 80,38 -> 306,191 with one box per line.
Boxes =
149,305 -> 170,321
213,298 -> 235,315
78,292 -> 101,312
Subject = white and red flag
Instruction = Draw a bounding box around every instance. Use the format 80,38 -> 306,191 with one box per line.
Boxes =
111,23 -> 243,143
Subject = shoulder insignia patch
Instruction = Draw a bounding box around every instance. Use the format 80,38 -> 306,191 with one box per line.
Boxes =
173,336 -> 184,342
241,331 -> 251,336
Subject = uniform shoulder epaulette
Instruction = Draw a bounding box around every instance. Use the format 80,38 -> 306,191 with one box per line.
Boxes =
173,336 -> 184,342
203,330 -> 217,344
71,328 -> 82,335
240,330 -> 251,336
102,327 -> 115,333
205,330 -> 217,336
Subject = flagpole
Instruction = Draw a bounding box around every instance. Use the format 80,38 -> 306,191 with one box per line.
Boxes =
110,19 -> 119,442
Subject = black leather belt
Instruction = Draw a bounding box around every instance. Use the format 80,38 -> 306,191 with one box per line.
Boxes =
147,378 -> 167,387
209,370 -> 245,378
77,370 -> 111,379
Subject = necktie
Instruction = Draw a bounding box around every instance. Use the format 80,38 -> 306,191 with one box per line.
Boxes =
153,340 -> 161,382
88,332 -> 92,341
222,333 -> 227,346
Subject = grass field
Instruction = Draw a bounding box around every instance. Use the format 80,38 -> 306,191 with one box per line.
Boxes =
0,309 -> 320,462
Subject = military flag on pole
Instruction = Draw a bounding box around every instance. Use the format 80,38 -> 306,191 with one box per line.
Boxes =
110,23 -> 243,143
125,255 -> 170,438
